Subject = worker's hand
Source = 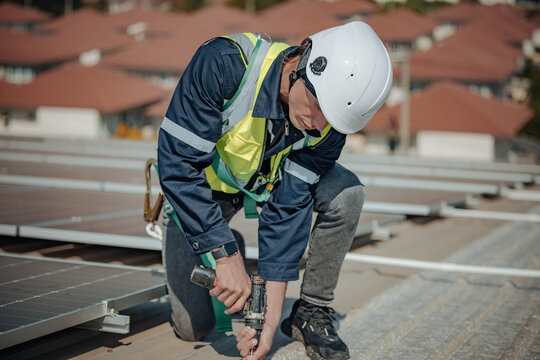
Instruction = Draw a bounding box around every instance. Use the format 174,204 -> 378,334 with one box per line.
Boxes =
236,323 -> 277,360
209,251 -> 251,314
237,280 -> 287,359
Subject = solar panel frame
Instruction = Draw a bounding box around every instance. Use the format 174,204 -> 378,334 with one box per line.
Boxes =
0,253 -> 166,350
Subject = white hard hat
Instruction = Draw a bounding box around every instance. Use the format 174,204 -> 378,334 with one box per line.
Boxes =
305,21 -> 393,134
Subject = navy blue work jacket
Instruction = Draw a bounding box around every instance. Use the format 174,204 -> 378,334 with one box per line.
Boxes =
158,37 -> 346,281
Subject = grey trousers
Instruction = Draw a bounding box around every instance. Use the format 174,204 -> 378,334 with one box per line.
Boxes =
162,163 -> 364,341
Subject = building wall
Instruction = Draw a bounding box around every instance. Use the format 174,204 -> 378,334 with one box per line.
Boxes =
0,106 -> 104,139
416,130 -> 495,161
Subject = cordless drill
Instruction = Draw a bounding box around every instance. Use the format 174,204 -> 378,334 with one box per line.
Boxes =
190,265 -> 267,346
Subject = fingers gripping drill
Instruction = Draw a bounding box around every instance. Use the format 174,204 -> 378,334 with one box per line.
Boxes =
191,265 -> 267,349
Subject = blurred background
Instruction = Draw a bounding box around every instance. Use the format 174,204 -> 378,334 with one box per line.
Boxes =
1,0 -> 540,163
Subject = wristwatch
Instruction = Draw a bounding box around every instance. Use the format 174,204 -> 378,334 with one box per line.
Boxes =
211,241 -> 239,260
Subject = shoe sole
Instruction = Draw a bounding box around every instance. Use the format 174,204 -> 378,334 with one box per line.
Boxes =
289,322 -> 350,360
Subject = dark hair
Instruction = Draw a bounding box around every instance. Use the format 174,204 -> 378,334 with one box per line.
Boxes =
284,37 -> 311,64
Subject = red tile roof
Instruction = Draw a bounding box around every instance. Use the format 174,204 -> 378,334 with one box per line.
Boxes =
0,63 -> 168,114
38,7 -> 111,32
106,7 -> 186,36
1,9 -> 133,66
410,24 -> 523,83
101,34 -> 209,72
145,96 -> 171,117
180,4 -> 258,37
255,0 -> 343,43
0,2 -> 51,24
101,4 -> 269,72
317,0 -> 378,18
464,10 -> 535,45
429,3 -> 526,25
366,81 -> 532,138
364,8 -> 439,43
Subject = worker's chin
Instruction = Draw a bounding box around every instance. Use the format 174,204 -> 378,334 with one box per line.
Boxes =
291,116 -> 312,131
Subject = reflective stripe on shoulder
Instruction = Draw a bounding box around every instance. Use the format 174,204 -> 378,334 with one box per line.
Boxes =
283,159 -> 320,184
161,116 -> 216,154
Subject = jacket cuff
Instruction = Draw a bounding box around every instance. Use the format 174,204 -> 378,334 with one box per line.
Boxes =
258,261 -> 300,282
186,222 -> 236,256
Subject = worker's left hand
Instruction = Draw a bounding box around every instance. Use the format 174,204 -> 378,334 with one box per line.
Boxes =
236,323 -> 276,360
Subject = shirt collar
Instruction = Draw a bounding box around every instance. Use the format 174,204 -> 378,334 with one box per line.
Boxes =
252,46 -> 297,119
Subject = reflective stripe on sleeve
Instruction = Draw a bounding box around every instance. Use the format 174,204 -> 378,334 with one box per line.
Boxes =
161,116 -> 216,154
283,159 -> 320,184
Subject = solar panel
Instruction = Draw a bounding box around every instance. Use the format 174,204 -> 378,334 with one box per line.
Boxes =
0,253 -> 166,350
340,153 -> 540,174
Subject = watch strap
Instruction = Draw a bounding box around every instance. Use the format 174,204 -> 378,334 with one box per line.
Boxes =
211,241 -> 239,260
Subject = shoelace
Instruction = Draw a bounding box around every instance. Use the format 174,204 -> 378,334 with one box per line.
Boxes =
301,304 -> 338,337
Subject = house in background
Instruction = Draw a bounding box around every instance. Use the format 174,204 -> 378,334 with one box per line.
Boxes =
365,82 -> 532,161
107,7 -> 185,41
254,0 -> 375,44
365,9 -> 440,61
0,8 -> 133,84
0,63 -> 168,139
409,26 -> 524,98
0,2 -> 51,31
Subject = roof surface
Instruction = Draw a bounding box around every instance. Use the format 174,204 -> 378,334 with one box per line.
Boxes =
367,81 -> 532,137
364,8 -> 439,42
145,96 -> 171,117
0,63 -> 168,114
429,3 -> 526,25
255,0 -> 344,43
107,7 -> 186,36
1,9 -> 133,66
101,35 -> 208,72
0,2 -> 51,23
38,7 -> 110,32
410,23 -> 523,82
0,136 -> 539,359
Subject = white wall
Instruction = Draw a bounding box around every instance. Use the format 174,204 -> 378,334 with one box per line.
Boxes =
417,131 -> 495,162
0,106 -> 103,139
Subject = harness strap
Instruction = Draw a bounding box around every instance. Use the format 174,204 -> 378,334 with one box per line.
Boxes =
161,186 -> 232,333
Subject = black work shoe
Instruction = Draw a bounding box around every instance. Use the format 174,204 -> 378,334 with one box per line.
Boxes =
281,299 -> 350,360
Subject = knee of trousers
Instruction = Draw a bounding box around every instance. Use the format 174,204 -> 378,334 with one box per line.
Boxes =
324,184 -> 365,227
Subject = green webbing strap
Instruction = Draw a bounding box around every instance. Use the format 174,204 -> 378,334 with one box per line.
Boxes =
199,252 -> 233,333
164,191 -> 232,333
211,152 -> 272,218
243,196 -> 259,219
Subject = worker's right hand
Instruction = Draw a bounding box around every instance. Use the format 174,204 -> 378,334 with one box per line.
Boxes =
209,251 -> 251,314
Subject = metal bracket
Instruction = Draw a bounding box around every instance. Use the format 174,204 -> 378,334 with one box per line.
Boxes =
77,310 -> 130,334
500,188 -> 540,202
370,221 -> 391,241
439,204 -> 540,223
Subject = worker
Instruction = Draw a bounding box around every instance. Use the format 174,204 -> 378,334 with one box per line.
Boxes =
158,21 -> 392,360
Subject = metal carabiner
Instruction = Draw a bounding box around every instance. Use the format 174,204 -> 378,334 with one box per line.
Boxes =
144,159 -> 165,224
